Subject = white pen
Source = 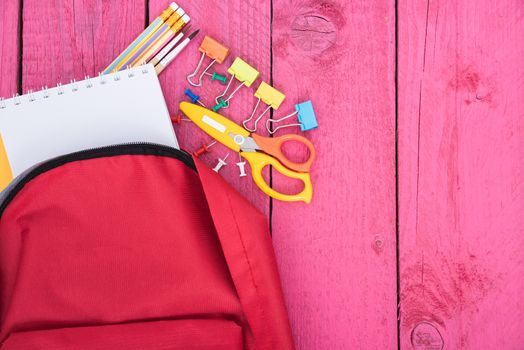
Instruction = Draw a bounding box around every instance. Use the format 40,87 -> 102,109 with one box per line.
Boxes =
155,29 -> 200,75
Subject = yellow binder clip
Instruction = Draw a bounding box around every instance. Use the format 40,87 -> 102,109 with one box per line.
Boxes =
213,57 -> 260,112
243,82 -> 286,132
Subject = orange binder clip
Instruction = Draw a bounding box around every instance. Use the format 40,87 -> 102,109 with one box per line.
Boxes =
187,36 -> 230,87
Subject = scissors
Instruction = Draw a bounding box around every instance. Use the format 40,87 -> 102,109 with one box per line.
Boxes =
179,102 -> 316,203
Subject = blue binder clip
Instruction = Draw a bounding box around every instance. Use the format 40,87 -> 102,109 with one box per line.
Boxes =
266,100 -> 318,134
296,101 -> 318,131
185,88 -> 206,107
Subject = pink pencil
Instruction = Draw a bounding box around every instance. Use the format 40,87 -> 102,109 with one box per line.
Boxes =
130,13 -> 189,67
149,24 -> 191,66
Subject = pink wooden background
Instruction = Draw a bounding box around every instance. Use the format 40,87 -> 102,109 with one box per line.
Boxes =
1,0 -> 523,348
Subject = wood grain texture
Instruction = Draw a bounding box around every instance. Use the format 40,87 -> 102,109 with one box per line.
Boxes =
148,0 -> 272,215
398,0 -> 524,349
0,0 -> 20,97
271,1 -> 397,349
22,0 -> 145,92
2,0 -> 523,348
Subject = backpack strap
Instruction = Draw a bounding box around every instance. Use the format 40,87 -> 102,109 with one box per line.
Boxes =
193,157 -> 295,350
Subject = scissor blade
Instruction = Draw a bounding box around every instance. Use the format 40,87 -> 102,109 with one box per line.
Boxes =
179,102 -> 249,152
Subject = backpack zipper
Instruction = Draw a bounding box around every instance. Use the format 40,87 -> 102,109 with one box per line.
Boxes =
0,143 -> 195,218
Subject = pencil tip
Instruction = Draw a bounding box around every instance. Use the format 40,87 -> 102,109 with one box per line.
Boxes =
188,29 -> 200,40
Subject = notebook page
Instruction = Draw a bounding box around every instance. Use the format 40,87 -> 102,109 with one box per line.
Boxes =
0,64 -> 178,178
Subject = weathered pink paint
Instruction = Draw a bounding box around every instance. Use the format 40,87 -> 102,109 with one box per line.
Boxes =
0,1 -> 19,97
1,0 -> 523,349
271,1 -> 397,349
398,0 -> 524,348
21,0 -> 145,92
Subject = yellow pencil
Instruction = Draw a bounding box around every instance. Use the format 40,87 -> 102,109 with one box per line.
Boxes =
131,13 -> 190,67
105,3 -> 180,73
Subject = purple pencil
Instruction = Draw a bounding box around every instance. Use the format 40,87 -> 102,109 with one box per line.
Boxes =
117,7 -> 185,71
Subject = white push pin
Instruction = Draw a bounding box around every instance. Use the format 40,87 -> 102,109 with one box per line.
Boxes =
213,153 -> 229,173
236,154 -> 247,177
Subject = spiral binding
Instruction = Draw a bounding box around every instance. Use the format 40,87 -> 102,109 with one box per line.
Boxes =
0,64 -> 152,110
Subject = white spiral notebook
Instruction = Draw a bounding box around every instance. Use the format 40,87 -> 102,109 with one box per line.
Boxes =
0,64 -> 178,191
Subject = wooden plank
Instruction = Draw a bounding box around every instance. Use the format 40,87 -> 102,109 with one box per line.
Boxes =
22,0 -> 145,92
148,0 -> 271,214
271,1 -> 397,348
398,0 -> 524,349
0,0 -> 20,97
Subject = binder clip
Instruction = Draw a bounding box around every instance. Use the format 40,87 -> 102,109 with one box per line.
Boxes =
243,82 -> 285,132
184,88 -> 206,107
266,100 -> 318,134
213,57 -> 260,112
187,36 -> 230,87
192,141 -> 217,157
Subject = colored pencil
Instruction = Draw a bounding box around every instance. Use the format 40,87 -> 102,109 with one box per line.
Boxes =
150,24 -> 191,66
103,2 -> 179,74
122,8 -> 185,70
132,14 -> 190,67
155,29 -> 200,75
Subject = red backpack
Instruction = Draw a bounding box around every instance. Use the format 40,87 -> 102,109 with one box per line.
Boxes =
0,144 -> 295,349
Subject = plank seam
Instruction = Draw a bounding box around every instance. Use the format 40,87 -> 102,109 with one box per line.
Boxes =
415,81 -> 422,237
145,0 -> 150,28
17,0 -> 23,95
395,0 -> 401,349
268,0 -> 274,236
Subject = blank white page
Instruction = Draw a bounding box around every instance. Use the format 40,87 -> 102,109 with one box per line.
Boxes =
0,64 -> 178,177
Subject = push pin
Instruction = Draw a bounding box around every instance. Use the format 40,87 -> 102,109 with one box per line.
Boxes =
212,153 -> 229,173
266,100 -> 318,134
192,141 -> 217,157
243,82 -> 286,132
184,88 -> 206,107
187,36 -> 230,87
212,99 -> 228,112
170,113 -> 192,125
214,57 -> 260,112
236,154 -> 247,177
211,72 -> 228,84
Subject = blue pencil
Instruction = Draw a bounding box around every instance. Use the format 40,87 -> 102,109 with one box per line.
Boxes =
103,3 -> 179,74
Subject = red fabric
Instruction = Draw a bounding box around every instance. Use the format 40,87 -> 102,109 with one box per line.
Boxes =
2,320 -> 243,350
0,154 -> 294,349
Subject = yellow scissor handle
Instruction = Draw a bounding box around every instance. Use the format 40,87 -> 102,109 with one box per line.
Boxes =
240,152 -> 313,204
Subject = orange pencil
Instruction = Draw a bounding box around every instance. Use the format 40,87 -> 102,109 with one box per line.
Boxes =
131,14 -> 190,67
103,2 -> 179,73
